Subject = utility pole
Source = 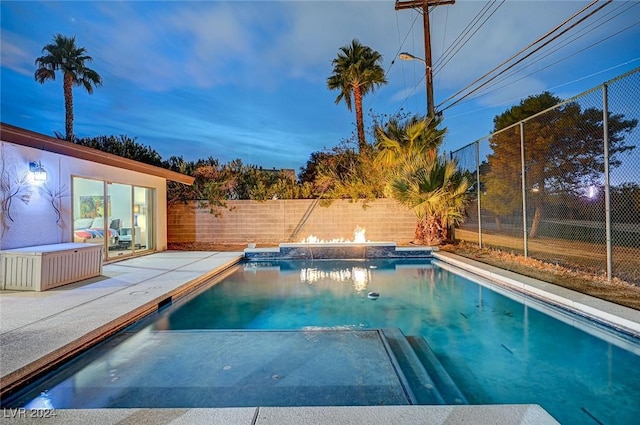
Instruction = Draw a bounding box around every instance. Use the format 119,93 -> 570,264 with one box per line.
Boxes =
395,0 -> 455,118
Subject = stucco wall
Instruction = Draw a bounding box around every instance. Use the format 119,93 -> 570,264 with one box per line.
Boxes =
0,141 -> 168,251
168,199 -> 418,244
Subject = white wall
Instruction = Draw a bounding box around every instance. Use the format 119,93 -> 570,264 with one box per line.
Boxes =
0,141 -> 168,251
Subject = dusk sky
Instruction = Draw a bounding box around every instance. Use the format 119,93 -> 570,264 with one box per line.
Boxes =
2,1 -> 639,172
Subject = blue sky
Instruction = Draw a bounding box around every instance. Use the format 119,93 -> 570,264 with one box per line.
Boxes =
2,1 -> 639,172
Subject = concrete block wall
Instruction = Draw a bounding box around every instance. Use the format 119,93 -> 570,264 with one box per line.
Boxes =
167,199 -> 417,244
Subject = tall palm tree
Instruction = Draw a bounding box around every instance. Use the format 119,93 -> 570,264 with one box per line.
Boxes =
327,39 -> 387,152
35,34 -> 102,141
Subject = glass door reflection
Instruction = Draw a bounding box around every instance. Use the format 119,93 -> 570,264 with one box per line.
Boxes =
107,182 -> 132,260
133,186 -> 153,252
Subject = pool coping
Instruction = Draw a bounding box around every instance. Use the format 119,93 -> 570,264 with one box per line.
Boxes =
0,405 -> 557,424
244,243 -> 436,260
432,251 -> 640,337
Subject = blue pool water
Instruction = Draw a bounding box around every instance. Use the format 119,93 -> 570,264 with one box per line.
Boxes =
7,258 -> 640,424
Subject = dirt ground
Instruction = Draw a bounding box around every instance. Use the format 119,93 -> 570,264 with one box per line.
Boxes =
438,242 -> 640,311
168,241 -> 640,311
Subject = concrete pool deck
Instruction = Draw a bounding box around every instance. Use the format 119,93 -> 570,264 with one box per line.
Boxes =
4,249 -> 636,424
0,251 -> 243,396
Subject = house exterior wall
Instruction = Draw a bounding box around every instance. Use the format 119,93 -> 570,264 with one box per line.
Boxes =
168,199 -> 418,244
0,141 -> 168,251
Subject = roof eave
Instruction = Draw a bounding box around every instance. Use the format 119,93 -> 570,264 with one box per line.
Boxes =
0,123 -> 195,185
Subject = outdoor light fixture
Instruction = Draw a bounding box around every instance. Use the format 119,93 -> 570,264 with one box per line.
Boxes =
398,52 -> 429,67
29,161 -> 47,181
399,51 -> 435,118
399,52 -> 419,61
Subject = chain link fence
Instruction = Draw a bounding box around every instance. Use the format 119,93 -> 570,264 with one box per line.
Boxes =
451,67 -> 640,285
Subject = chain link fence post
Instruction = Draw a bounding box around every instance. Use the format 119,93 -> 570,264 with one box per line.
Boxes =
603,83 -> 612,280
520,121 -> 528,258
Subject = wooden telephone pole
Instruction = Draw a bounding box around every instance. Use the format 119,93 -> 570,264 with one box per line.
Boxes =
395,0 -> 455,118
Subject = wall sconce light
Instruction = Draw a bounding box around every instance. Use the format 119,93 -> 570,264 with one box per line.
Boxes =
29,161 -> 47,181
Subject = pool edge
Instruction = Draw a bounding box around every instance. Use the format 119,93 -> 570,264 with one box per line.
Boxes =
0,405 -> 559,424
432,251 -> 640,337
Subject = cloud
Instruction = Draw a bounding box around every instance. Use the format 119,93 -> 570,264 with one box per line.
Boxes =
3,0 -> 638,169
84,1 -> 411,92
263,1 -> 405,81
389,85 -> 422,104
1,32 -> 41,76
12,1 -> 580,95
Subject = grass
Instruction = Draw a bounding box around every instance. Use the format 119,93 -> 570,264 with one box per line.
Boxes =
168,240 -> 640,311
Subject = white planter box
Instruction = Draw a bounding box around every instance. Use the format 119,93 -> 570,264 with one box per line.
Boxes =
0,243 -> 103,291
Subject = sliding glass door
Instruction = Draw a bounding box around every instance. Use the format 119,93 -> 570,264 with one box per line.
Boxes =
72,177 -> 154,260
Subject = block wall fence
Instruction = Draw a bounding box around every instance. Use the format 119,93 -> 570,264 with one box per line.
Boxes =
167,199 -> 418,244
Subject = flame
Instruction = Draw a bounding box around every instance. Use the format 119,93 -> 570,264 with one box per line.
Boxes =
301,226 -> 368,244
353,226 -> 366,243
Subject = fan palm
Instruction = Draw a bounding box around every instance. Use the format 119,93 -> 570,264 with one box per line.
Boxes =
386,151 -> 469,245
327,39 -> 387,152
35,34 -> 102,141
375,114 -> 445,167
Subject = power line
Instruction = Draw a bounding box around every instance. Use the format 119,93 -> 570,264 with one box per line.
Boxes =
443,57 -> 640,123
393,75 -> 427,116
433,0 -> 505,74
433,0 -> 452,95
437,0 -> 612,112
454,1 -> 639,107
395,0 -> 456,117
459,21 -> 640,108
436,0 -> 605,110
364,10 -> 421,113
433,0 -> 493,70
388,0 -> 502,118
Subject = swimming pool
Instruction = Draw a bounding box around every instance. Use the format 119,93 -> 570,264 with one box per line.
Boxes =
6,258 -> 640,424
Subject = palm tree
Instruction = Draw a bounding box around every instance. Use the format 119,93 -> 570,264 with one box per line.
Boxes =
327,39 -> 387,152
374,116 -> 468,245
375,114 -> 445,167
35,34 -> 102,141
386,151 -> 469,245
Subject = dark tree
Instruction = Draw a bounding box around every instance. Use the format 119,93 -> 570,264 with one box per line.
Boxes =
484,92 -> 637,237
74,135 -> 164,167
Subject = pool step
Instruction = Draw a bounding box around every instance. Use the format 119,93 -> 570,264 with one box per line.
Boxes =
406,336 -> 468,405
380,328 -> 467,405
380,328 -> 444,405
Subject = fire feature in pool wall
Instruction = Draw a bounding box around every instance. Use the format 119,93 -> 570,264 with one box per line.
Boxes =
244,227 -> 436,260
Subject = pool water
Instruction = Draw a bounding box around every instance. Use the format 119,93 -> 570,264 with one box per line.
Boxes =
7,259 -> 640,424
